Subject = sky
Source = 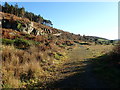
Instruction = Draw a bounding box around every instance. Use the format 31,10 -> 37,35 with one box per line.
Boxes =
2,2 -> 118,40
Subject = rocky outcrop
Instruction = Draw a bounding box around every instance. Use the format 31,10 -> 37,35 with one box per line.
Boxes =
53,33 -> 61,36
41,28 -> 52,34
2,19 -> 44,36
21,22 -> 34,34
1,12 -> 62,36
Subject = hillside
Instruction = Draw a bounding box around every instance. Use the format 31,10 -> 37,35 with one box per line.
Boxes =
1,11 -> 83,41
1,11 -> 115,46
0,2 -> 114,45
1,3 -> 120,88
1,11 -> 86,88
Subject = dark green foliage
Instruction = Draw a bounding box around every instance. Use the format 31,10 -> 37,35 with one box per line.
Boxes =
79,42 -> 90,45
2,38 -> 14,45
81,35 -> 116,45
94,39 -> 112,45
62,41 -> 74,46
1,2 -> 53,27
2,38 -> 40,49
14,38 -> 40,49
14,38 -> 31,49
74,41 -> 80,44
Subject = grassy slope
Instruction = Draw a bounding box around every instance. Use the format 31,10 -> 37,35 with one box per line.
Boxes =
1,12 -> 119,88
2,38 -> 118,88
47,45 -> 113,88
92,44 -> 120,88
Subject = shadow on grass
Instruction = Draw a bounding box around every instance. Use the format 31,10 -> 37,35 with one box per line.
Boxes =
91,54 -> 120,88
31,54 -> 120,88
46,58 -> 109,88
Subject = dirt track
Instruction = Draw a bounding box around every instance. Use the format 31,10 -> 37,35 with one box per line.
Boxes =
52,46 -> 109,88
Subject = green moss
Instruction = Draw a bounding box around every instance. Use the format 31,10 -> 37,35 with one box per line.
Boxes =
17,23 -> 22,30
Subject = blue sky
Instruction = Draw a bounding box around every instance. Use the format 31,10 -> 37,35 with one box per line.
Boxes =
3,2 -> 118,40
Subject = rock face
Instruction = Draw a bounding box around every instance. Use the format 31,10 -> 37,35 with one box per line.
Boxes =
1,12 -> 61,36
21,22 -> 34,34
2,19 -> 48,36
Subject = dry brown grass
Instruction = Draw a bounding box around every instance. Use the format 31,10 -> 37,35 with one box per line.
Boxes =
1,44 -> 67,88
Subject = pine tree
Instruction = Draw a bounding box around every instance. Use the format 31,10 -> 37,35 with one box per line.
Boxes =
14,3 -> 18,16
1,2 -> 53,26
10,5 -> 14,14
19,7 -> 25,17
0,4 -> 2,12
4,2 -> 10,13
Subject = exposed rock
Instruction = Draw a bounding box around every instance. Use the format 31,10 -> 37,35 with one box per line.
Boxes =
27,22 -> 34,34
53,33 -> 61,36
1,12 -> 62,36
2,19 -> 41,36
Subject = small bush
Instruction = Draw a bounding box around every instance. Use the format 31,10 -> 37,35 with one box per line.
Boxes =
2,38 -> 14,45
2,38 -> 40,49
14,38 -> 31,49
79,42 -> 90,45
63,41 -> 74,46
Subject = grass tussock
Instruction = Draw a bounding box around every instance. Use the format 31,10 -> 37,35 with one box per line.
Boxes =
2,44 -> 67,88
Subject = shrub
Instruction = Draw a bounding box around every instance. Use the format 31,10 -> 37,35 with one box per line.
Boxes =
2,38 -> 40,49
79,42 -> 90,45
2,38 -> 14,45
14,38 -> 31,49
74,40 -> 80,44
63,41 -> 74,46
